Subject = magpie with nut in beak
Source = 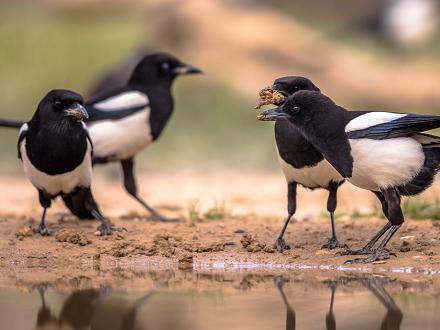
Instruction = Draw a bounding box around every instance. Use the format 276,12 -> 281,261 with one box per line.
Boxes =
19,90 -> 112,235
258,90 -> 440,263
261,77 -> 345,252
0,53 -> 203,221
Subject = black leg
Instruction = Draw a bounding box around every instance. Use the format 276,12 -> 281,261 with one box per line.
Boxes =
274,277 -> 296,330
121,158 -> 179,222
338,190 -> 392,256
35,190 -> 52,236
82,187 -> 114,235
345,188 -> 402,263
275,182 -> 297,252
322,182 -> 342,249
326,281 -> 337,330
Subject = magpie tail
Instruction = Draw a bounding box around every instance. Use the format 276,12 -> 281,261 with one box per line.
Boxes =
399,145 -> 440,196
62,187 -> 102,219
0,118 -> 25,128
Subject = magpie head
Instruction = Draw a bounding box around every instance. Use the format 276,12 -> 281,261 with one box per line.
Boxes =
271,76 -> 321,105
36,90 -> 88,125
257,90 -> 327,123
129,52 -> 203,88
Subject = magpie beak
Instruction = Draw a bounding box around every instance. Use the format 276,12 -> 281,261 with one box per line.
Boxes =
173,64 -> 203,75
257,107 -> 290,121
64,103 -> 89,121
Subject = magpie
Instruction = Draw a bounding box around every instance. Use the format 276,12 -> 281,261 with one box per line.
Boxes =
19,89 -> 112,235
85,52 -> 202,221
262,77 -> 345,252
1,53 -> 203,221
258,90 -> 440,263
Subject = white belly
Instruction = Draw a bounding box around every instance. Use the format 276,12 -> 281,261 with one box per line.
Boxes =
87,109 -> 152,161
278,154 -> 344,188
348,137 -> 424,191
21,141 -> 92,196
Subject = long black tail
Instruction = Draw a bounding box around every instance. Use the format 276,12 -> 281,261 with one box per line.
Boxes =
62,187 -> 101,219
0,118 -> 25,128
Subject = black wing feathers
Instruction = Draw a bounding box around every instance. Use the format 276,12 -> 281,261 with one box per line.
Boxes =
347,114 -> 440,140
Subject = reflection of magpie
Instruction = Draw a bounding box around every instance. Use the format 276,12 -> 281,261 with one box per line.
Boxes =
265,77 -> 345,252
19,90 -> 112,235
274,277 -> 295,330
259,90 -> 440,263
2,53 -> 202,221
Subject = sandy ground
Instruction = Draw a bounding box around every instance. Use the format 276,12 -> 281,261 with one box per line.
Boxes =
1,171 -> 440,290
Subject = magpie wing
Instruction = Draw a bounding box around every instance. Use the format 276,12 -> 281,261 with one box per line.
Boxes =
346,114 -> 440,140
412,133 -> 440,148
17,123 -> 28,159
85,89 -> 149,122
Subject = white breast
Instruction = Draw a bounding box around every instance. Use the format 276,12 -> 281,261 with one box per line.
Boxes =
87,108 -> 152,161
348,137 -> 425,191
20,140 -> 93,196
277,153 -> 344,189
345,112 -> 406,132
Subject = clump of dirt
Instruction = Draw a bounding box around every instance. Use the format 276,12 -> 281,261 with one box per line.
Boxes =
400,240 -> 412,252
55,229 -> 91,246
15,225 -> 34,240
178,254 -> 194,270
254,86 -> 285,109
240,234 -> 275,253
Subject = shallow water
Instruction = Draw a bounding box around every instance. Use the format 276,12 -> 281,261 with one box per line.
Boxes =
1,271 -> 439,330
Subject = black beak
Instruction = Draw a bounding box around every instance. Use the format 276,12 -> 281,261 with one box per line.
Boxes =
64,103 -> 89,121
173,63 -> 203,75
257,107 -> 290,121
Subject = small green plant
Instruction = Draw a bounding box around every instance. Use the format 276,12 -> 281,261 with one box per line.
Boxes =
402,199 -> 440,220
187,201 -> 203,222
204,202 -> 229,220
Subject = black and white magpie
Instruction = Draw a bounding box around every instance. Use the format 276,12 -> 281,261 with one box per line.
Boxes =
264,77 -> 345,252
258,90 -> 440,263
85,52 -> 202,221
19,90 -> 112,235
1,53 -> 203,221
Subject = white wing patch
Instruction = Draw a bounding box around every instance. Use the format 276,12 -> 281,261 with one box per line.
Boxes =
345,112 -> 406,132
19,123 -> 28,135
93,91 -> 149,111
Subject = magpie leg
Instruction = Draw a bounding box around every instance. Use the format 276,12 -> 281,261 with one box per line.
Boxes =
121,158 -> 179,222
325,281 -> 337,330
275,182 -> 296,252
338,191 -> 390,255
345,188 -> 402,264
274,276 -> 296,330
322,182 -> 342,249
34,190 -> 52,236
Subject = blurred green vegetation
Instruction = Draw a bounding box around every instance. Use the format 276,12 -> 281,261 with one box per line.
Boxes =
0,4 -> 278,174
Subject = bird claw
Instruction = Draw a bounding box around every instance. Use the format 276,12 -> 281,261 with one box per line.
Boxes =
344,249 -> 397,264
97,223 -> 113,235
34,224 -> 52,236
274,237 -> 291,252
336,244 -> 373,256
321,237 -> 342,250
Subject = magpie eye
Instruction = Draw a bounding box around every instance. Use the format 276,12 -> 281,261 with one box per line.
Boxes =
293,86 -> 300,92
53,100 -> 62,109
161,62 -> 170,72
291,106 -> 300,114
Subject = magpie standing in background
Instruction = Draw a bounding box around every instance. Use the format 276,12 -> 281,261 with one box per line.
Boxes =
85,52 -> 202,221
258,90 -> 440,263
262,77 -> 345,252
19,90 -> 112,235
0,53 -> 203,221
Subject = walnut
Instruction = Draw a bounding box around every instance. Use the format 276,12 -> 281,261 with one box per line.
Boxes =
254,86 -> 285,109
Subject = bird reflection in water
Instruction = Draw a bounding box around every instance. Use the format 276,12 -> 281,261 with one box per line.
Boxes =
35,286 -> 153,330
275,274 -> 403,330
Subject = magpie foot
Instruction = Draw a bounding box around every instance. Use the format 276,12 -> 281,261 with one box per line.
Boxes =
34,224 -> 52,236
97,222 -> 113,235
336,244 -> 373,256
344,249 -> 397,264
274,237 -> 291,252
321,237 -> 342,250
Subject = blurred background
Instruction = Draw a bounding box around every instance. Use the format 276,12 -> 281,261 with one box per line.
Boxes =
1,0 -> 440,175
